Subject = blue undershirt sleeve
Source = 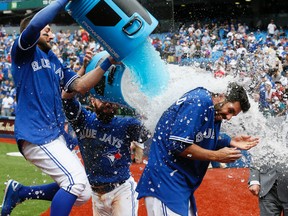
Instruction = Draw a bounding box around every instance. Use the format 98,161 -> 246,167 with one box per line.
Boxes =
62,98 -> 81,121
20,0 -> 69,49
216,133 -> 231,149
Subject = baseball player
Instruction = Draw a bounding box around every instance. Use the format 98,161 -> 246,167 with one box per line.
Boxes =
136,82 -> 259,216
62,95 -> 148,216
1,0 -> 114,215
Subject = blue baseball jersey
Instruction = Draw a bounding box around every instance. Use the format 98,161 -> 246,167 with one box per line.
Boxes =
136,87 -> 231,216
64,98 -> 143,185
11,26 -> 78,145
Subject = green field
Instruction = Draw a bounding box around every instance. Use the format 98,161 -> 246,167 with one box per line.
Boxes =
0,142 -> 53,216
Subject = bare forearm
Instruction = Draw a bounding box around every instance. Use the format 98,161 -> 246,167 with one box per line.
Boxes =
77,65 -> 86,77
179,144 -> 218,161
179,143 -> 242,163
70,66 -> 106,94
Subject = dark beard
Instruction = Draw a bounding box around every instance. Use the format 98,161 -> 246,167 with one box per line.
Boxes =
38,41 -> 51,53
214,102 -> 224,113
214,102 -> 226,121
97,113 -> 114,123
40,44 -> 51,53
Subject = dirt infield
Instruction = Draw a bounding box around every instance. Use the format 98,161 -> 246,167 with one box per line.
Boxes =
195,168 -> 259,216
0,138 -> 16,144
1,139 -> 258,215
41,166 -> 259,216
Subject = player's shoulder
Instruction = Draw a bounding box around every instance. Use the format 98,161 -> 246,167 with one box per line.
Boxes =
114,115 -> 140,126
181,87 -> 211,103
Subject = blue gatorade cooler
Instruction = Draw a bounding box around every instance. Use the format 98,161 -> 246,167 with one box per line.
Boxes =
65,0 -> 158,61
86,51 -> 130,107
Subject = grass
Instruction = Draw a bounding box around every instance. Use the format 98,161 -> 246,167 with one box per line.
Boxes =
0,142 -> 53,216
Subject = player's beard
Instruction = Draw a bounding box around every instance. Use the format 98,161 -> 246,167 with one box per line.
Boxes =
95,103 -> 116,124
214,102 -> 226,122
38,38 -> 52,53
97,112 -> 114,123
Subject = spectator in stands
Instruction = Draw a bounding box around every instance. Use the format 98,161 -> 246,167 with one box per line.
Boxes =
1,92 -> 13,116
264,81 -> 276,105
80,27 -> 89,44
175,40 -> 183,64
282,54 -> 288,72
201,31 -> 211,45
10,96 -> 16,117
267,19 -> 277,37
236,43 -> 247,55
0,64 -> 4,84
247,32 -> 256,43
271,96 -> 286,117
0,80 -> 11,96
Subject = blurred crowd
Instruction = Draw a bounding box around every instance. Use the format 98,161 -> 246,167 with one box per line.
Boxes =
0,20 -> 288,119
153,20 -> 288,118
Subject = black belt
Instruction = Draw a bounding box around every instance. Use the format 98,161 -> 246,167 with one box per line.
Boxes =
91,180 -> 126,194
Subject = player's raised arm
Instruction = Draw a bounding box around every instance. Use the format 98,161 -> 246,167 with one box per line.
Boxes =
69,56 -> 118,95
20,0 -> 69,49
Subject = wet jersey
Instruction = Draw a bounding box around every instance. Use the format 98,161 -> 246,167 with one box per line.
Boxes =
11,0 -> 78,145
64,98 -> 143,185
136,87 -> 231,216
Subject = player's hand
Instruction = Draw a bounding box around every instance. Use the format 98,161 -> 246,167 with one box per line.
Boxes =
248,184 -> 260,196
230,135 -> 259,150
108,56 -> 121,65
83,48 -> 94,69
214,147 -> 242,163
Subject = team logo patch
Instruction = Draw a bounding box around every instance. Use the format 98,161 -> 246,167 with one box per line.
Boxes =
103,150 -> 122,166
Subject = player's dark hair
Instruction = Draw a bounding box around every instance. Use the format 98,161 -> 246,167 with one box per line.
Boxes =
20,14 -> 34,33
225,82 -> 250,113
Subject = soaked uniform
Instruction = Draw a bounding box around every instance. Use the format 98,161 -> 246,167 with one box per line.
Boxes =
136,87 -> 231,216
11,0 -> 90,206
64,98 -> 145,216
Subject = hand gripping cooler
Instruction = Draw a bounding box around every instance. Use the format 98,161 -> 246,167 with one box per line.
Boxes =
86,51 -> 130,107
65,0 -> 158,61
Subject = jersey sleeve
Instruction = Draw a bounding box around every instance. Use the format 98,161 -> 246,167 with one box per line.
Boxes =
216,133 -> 231,149
63,97 -> 95,132
61,65 -> 79,92
169,99 -> 209,144
167,93 -> 212,154
63,98 -> 82,120
20,0 -> 69,50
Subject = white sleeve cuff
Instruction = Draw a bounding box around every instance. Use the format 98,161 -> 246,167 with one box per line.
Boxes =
249,180 -> 260,186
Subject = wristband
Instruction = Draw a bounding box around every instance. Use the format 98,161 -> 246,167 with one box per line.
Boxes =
99,58 -> 112,71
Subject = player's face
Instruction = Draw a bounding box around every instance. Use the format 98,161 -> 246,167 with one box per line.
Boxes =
38,25 -> 53,51
97,101 -> 117,115
92,98 -> 118,123
214,101 -> 242,122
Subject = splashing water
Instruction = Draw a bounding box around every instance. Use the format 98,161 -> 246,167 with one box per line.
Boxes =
122,64 -> 232,131
120,61 -> 288,168
122,39 -> 169,97
222,107 -> 288,169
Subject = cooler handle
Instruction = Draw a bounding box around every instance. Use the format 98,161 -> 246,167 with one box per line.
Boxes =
108,65 -> 116,85
122,16 -> 142,36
